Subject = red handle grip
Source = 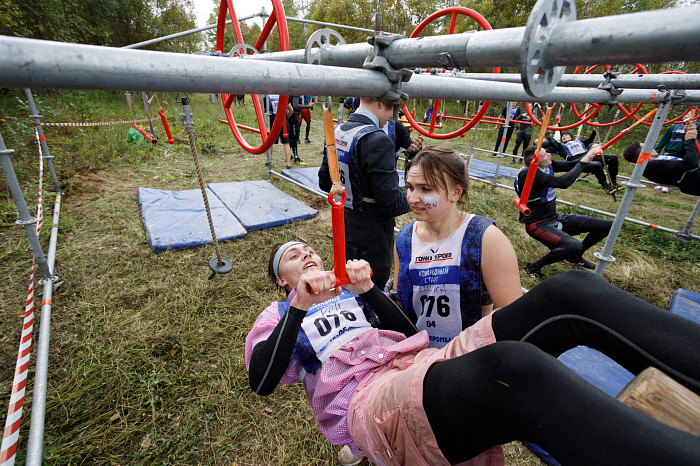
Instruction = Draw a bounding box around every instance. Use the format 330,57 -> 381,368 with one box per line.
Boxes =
132,123 -> 157,144
159,109 -> 175,144
514,152 -> 539,216
306,191 -> 372,294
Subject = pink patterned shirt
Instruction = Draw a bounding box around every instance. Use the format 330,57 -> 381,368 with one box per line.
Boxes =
245,296 -> 430,454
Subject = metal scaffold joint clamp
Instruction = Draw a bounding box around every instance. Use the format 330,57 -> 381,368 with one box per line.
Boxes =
364,33 -> 412,103
520,0 -> 577,97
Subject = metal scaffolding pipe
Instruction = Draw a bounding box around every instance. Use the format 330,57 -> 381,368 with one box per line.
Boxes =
3,36 -> 700,105
461,73 -> 700,90
24,193 -> 61,466
244,7 -> 700,70
124,13 -> 262,49
0,133 -> 52,280
24,89 -> 61,193
595,99 -> 674,275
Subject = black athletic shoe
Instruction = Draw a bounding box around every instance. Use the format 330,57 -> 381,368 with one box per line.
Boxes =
612,183 -> 625,193
304,138 -> 311,144
524,263 -> 544,280
286,165 -> 291,169
566,258 -> 596,270
603,184 -> 615,195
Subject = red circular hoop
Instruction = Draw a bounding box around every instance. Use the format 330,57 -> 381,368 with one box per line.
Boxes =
629,71 -> 696,126
216,0 -> 290,154
400,7 -> 499,140
524,63 -> 648,131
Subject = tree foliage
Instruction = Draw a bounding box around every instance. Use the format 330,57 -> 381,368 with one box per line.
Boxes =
0,0 -> 197,51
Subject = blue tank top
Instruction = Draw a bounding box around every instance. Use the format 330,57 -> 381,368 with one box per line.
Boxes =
395,215 -> 494,348
276,289 -> 381,374
335,123 -> 382,210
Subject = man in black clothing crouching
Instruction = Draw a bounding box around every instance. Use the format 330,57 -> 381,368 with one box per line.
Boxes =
515,145 -> 613,279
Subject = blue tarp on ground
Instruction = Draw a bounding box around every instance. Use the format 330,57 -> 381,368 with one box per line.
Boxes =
208,180 -> 318,231
280,166 -> 406,193
139,180 -> 318,252
138,187 -> 247,252
466,156 -> 521,180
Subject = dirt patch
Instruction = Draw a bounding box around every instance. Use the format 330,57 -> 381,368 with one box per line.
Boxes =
64,169 -> 112,203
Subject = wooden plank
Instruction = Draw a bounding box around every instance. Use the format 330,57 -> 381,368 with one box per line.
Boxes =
616,367 -> 700,436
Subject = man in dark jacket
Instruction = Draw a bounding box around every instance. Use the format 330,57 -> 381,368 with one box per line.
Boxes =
319,97 -> 410,289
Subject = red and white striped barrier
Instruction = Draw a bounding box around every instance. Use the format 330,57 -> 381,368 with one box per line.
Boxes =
0,130 -> 45,466
41,117 -> 152,127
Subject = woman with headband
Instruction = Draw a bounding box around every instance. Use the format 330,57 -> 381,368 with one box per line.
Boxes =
246,240 -> 700,465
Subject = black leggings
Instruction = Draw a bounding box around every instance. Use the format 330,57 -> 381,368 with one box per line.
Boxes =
423,271 -> 700,465
526,214 -> 612,267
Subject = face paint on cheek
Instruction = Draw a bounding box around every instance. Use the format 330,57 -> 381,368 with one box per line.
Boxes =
424,195 -> 440,210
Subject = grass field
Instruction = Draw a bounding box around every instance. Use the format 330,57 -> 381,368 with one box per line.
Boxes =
1,90 -> 699,464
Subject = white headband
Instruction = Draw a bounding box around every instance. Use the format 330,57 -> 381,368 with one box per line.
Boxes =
272,242 -> 304,279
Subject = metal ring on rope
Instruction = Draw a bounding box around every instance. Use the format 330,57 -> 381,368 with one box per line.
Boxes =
304,28 -> 346,65
216,0 -> 290,154
520,0 -> 577,97
400,7 -> 498,139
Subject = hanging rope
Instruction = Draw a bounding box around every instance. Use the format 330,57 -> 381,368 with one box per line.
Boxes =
319,97 -> 353,290
180,96 -> 232,280
514,104 -> 557,215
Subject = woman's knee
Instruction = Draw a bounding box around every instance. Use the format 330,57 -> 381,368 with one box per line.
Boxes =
534,269 -> 600,299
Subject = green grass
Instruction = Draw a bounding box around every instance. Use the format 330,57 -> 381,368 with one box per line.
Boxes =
0,90 -> 698,464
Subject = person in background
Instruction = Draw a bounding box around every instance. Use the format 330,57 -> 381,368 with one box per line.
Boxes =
300,95 -> 314,143
511,112 -> 532,162
515,145 -> 612,279
319,97 -> 409,290
545,130 -> 623,194
623,121 -> 699,196
494,102 -> 521,153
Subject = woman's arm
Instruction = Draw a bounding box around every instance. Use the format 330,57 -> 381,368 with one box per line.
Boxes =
480,225 -> 522,316
248,307 -> 305,396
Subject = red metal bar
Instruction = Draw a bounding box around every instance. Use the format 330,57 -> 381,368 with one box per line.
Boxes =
158,109 -> 174,144
132,123 -> 156,144
513,152 -> 539,216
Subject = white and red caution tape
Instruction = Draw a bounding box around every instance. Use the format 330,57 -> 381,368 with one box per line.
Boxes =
0,129 -> 45,466
41,117 -> 151,127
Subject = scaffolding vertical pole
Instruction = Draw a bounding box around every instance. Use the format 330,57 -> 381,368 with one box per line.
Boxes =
594,98 -> 673,276
491,102 -> 512,192
24,89 -> 61,193
677,197 -> 700,241
0,132 -> 51,280
24,192 -> 61,466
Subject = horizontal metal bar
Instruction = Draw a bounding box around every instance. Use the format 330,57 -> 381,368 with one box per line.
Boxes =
246,7 -> 700,70
287,16 -> 375,34
3,35 -> 700,104
124,13 -> 261,49
455,73 -> 700,90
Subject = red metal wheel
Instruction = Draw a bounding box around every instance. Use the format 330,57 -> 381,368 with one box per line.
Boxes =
630,71 -> 696,126
216,0 -> 290,154
523,64 -> 647,131
400,7 -> 499,140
